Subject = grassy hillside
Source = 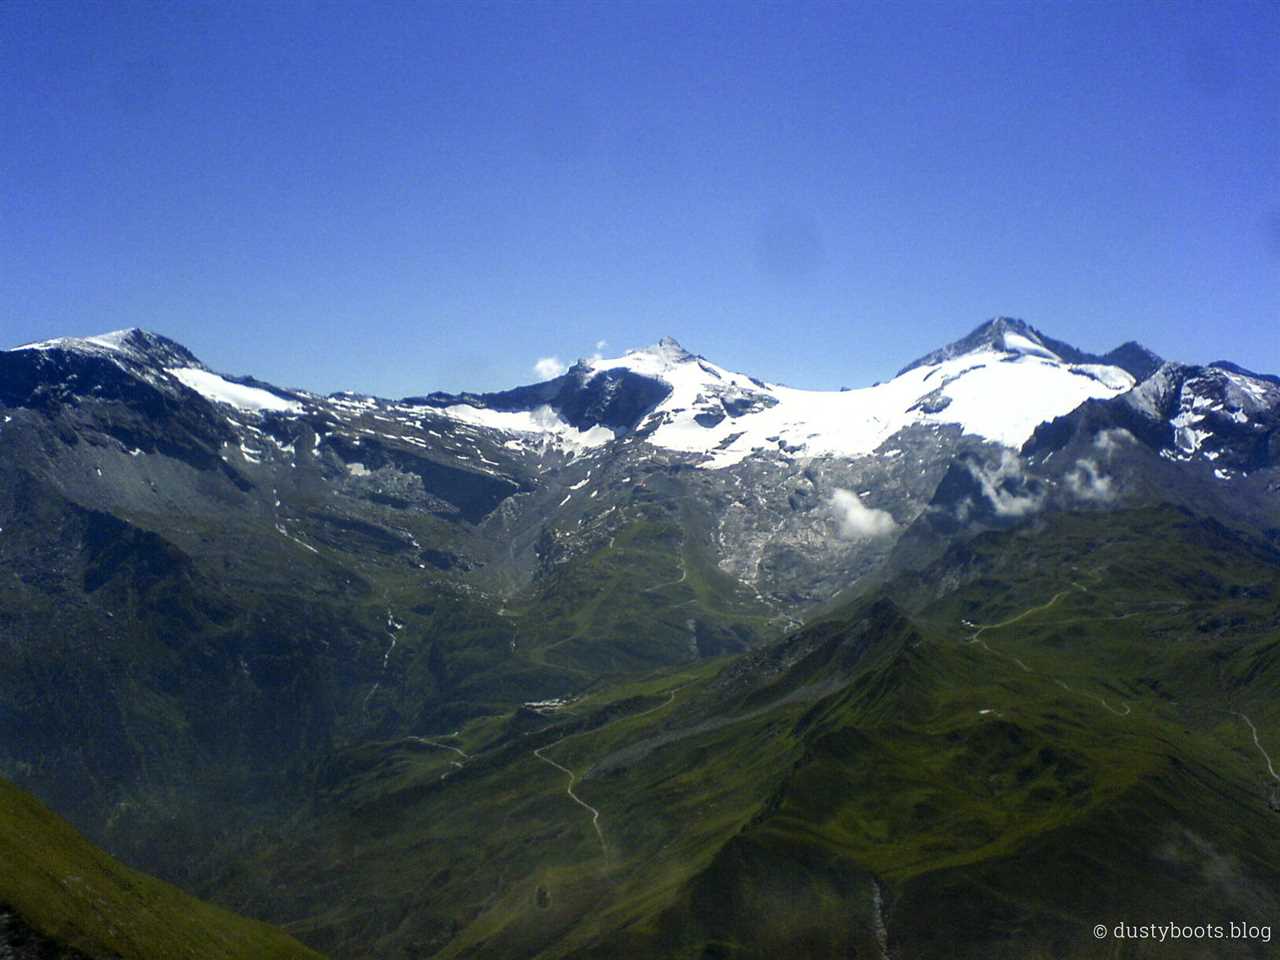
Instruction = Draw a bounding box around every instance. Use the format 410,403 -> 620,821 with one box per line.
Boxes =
0,776 -> 323,959
0,452 -> 784,890
204,505 -> 1280,958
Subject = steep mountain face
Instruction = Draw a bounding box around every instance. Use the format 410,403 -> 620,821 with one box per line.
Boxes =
0,317 -> 1148,619
972,357 -> 1280,549
1026,359 -> 1280,475
874,347 -> 1280,578
421,318 -> 1144,604
3,317 -> 1279,959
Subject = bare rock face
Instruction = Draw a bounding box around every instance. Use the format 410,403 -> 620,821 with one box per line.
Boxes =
12,319 -> 1262,624
9,318 -> 1279,629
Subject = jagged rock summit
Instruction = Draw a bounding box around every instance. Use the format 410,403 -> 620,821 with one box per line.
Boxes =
897,316 -> 1161,380
11,327 -> 201,366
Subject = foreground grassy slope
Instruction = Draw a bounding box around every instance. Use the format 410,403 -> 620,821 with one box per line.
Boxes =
208,504 -> 1280,959
0,776 -> 323,960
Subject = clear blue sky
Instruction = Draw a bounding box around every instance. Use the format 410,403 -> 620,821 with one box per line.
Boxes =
3,0 -> 1277,396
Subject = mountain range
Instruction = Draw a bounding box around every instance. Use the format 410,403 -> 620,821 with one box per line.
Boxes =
1,317 -> 1277,959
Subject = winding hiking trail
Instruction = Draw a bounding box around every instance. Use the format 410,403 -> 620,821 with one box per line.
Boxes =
533,744 -> 606,851
1238,713 -> 1280,784
533,686 -> 683,857
965,590 -> 1280,781
1054,679 -> 1131,717
964,585 -> 1136,720
964,588 -> 1076,644
363,608 -> 403,711
971,592 -> 1280,807
410,735 -> 469,779
644,553 -> 689,595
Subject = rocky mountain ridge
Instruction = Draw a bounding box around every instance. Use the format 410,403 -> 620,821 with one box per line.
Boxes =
0,318 -> 1149,593
6,316 -> 1275,615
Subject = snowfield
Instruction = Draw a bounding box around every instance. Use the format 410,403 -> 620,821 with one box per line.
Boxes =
439,403 -> 615,453
580,335 -> 1135,468
166,367 -> 301,413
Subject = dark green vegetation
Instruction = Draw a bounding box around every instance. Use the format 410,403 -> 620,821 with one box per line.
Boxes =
0,437 -> 773,871
182,505 -> 1279,959
0,775 -> 322,959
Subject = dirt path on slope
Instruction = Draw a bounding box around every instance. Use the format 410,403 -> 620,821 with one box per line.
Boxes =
533,744 -> 606,852
408,735 -> 469,779
964,586 -> 1135,719
532,687 -> 683,856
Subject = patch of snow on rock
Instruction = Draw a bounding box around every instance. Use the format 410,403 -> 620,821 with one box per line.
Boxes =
167,367 -> 301,413
440,403 -> 614,454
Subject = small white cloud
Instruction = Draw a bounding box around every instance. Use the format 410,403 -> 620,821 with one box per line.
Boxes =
530,405 -> 562,430
1065,458 -> 1116,502
830,488 -> 896,539
1094,428 -> 1134,456
533,356 -> 567,380
966,451 -> 1044,517
595,339 -> 608,351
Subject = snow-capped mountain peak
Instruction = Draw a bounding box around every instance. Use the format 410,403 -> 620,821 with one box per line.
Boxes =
584,337 -> 762,391
545,322 -> 1139,469
579,336 -> 719,382
2,328 -> 305,416
1119,360 -> 1280,471
11,327 -> 203,370
396,321 -> 1155,470
629,335 -> 696,365
2,320 -> 1167,471
897,317 -> 1161,382
898,317 -> 1052,374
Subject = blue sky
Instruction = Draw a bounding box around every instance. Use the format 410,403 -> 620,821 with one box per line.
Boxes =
2,0 -> 1276,396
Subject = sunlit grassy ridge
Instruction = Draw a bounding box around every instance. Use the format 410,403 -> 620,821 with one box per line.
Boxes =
0,776 -> 323,959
